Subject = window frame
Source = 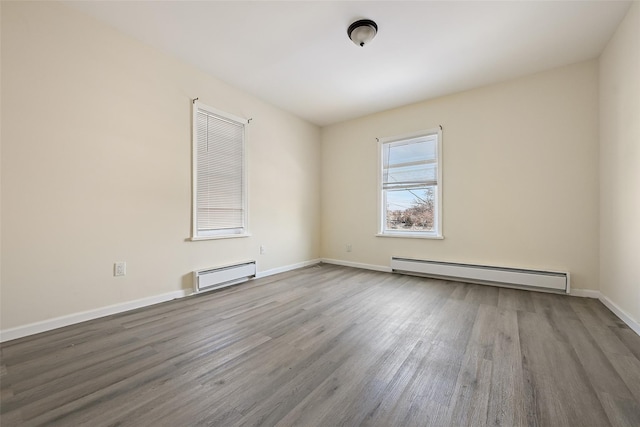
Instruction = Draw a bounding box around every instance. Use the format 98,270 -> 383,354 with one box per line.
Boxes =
376,127 -> 443,239
191,101 -> 250,241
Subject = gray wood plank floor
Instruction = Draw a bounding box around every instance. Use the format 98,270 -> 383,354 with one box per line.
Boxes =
1,264 -> 639,426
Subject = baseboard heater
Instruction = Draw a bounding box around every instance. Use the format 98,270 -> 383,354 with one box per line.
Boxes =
193,261 -> 256,294
391,257 -> 569,293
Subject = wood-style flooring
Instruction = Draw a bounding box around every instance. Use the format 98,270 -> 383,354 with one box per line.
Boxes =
1,264 -> 640,426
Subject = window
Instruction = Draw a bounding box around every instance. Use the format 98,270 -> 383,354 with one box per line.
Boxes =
192,101 -> 248,239
378,128 -> 442,238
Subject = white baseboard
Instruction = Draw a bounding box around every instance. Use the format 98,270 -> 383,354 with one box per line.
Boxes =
255,259 -> 321,278
1,258 -> 325,343
3,260 -> 637,342
321,258 -> 638,336
570,288 -> 600,298
599,293 -> 640,336
0,259 -> 323,343
321,258 -> 392,273
570,289 -> 639,335
0,290 -> 189,343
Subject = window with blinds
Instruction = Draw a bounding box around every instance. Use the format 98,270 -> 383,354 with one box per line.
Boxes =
378,128 -> 443,238
192,102 -> 248,239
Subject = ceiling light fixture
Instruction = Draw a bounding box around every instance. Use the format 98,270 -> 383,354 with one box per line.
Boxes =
347,19 -> 378,47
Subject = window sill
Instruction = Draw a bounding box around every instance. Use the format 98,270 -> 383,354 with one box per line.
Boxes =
376,233 -> 443,240
190,233 -> 251,241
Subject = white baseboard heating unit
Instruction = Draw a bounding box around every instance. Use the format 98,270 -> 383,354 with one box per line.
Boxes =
193,261 -> 256,294
391,257 -> 569,293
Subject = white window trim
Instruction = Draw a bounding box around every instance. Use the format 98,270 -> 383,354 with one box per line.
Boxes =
376,127 -> 443,239
191,100 -> 250,241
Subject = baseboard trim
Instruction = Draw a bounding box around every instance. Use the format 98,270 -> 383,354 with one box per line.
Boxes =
1,259 -> 323,343
570,289 -> 600,298
599,293 -> 640,336
571,289 -> 639,335
0,290 -> 188,343
321,258 -> 639,336
256,259 -> 321,278
321,258 -> 392,273
3,260 -> 637,341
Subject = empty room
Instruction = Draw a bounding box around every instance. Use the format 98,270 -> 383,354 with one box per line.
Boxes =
1,1 -> 639,426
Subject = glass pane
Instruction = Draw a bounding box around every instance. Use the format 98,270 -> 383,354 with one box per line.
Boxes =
382,136 -> 437,187
385,187 -> 435,232
384,137 -> 437,167
383,162 -> 437,189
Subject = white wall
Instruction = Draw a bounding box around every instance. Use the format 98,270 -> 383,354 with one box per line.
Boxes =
321,61 -> 600,292
1,1 -> 321,330
599,2 -> 640,325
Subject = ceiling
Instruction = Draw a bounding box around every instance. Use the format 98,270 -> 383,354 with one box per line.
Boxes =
65,1 -> 632,126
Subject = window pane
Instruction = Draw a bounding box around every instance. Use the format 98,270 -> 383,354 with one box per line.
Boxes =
382,136 -> 437,188
385,187 -> 435,232
383,162 -> 437,189
384,136 -> 437,166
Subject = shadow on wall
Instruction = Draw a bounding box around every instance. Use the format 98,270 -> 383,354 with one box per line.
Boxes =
181,273 -> 194,293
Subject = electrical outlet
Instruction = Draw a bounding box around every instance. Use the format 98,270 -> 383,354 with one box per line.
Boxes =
346,244 -> 352,252
114,262 -> 126,277
260,245 -> 266,255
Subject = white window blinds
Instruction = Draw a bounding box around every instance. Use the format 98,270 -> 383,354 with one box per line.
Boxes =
382,134 -> 438,190
193,102 -> 247,238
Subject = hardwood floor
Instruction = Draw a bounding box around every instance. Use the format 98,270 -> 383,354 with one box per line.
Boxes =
1,264 -> 639,426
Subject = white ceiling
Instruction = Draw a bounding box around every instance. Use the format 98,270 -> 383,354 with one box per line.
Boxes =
65,1 -> 632,126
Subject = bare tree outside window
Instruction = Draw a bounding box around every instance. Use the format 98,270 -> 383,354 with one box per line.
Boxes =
379,128 -> 442,238
386,187 -> 435,231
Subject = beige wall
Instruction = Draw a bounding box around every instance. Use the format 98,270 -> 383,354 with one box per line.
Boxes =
1,1 -> 321,329
321,61 -> 600,291
599,3 -> 640,324
2,1 -> 635,334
